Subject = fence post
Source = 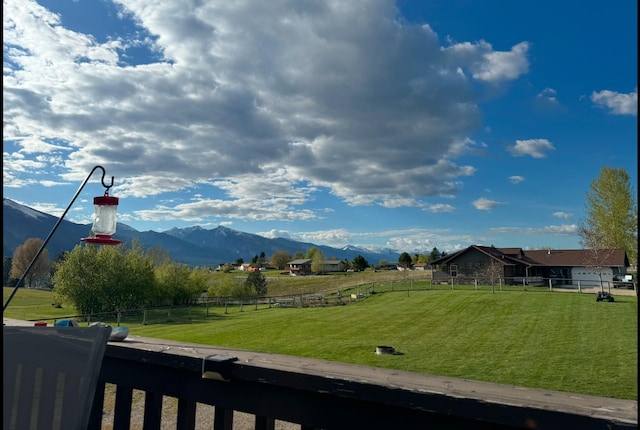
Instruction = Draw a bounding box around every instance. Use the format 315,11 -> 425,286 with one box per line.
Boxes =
548,278 -> 552,292
578,281 -> 581,293
117,312 -> 121,327
143,310 -> 147,325
475,279 -> 478,290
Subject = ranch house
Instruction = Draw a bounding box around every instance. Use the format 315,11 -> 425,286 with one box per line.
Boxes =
429,245 -> 631,287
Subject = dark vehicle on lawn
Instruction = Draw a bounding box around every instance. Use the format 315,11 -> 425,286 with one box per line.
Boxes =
596,291 -> 614,302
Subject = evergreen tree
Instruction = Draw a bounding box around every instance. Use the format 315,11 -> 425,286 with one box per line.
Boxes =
244,270 -> 268,296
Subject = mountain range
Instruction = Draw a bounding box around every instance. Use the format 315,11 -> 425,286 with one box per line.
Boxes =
3,198 -> 400,267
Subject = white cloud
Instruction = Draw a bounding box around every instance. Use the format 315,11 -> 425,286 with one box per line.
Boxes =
472,198 -> 501,210
552,212 -> 573,219
489,224 -> 577,235
591,88 -> 638,116
424,204 -> 455,213
471,41 -> 530,83
507,139 -> 555,158
3,0 -> 530,212
509,176 -> 525,184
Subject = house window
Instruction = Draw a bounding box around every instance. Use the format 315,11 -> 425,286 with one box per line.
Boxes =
450,265 -> 458,277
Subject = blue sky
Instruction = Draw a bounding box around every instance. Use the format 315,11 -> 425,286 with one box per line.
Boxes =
3,0 -> 637,256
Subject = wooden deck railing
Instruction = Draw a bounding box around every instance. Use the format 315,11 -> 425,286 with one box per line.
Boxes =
89,335 -> 637,429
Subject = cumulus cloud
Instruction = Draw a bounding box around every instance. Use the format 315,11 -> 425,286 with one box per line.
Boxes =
533,87 -> 565,113
507,139 -> 555,158
443,40 -> 529,83
591,87 -> 637,115
472,198 -> 501,210
552,211 -> 573,219
424,203 -> 455,213
3,0 -> 531,217
509,176 -> 525,184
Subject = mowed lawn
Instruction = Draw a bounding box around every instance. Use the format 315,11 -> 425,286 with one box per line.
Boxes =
4,287 -> 637,400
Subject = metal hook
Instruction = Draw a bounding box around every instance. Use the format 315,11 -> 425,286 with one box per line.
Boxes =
91,165 -> 114,194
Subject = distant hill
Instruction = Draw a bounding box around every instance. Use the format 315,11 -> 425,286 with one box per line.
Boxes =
3,198 -> 399,267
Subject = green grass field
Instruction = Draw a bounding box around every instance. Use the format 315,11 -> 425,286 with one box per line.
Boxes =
3,286 -> 637,400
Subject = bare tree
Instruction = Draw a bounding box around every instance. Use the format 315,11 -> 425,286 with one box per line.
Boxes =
269,250 -> 292,270
579,224 -> 614,292
10,238 -> 50,289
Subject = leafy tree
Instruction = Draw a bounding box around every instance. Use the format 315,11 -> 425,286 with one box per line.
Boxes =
185,267 -> 209,303
154,262 -> 194,306
53,245 -> 106,314
220,263 -> 234,273
293,251 -> 305,259
104,242 -> 156,311
244,270 -> 268,296
415,254 -> 429,264
146,245 -> 172,267
306,247 -> 325,273
53,242 -> 155,314
398,252 -> 412,269
251,254 -> 259,264
580,167 -> 638,265
352,255 -> 369,272
208,276 -> 244,298
269,250 -> 292,270
10,238 -> 50,288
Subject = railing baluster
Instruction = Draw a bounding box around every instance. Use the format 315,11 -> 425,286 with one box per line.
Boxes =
113,385 -> 133,430
213,407 -> 234,430
143,391 -> 163,429
176,398 -> 197,430
88,381 -> 106,429
254,415 -> 275,430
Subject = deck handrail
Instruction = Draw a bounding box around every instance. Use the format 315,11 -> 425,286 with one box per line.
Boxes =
90,335 -> 637,429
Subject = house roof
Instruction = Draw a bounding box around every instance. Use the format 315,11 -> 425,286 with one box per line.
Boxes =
431,245 -> 629,268
522,249 -> 629,267
287,259 -> 312,265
